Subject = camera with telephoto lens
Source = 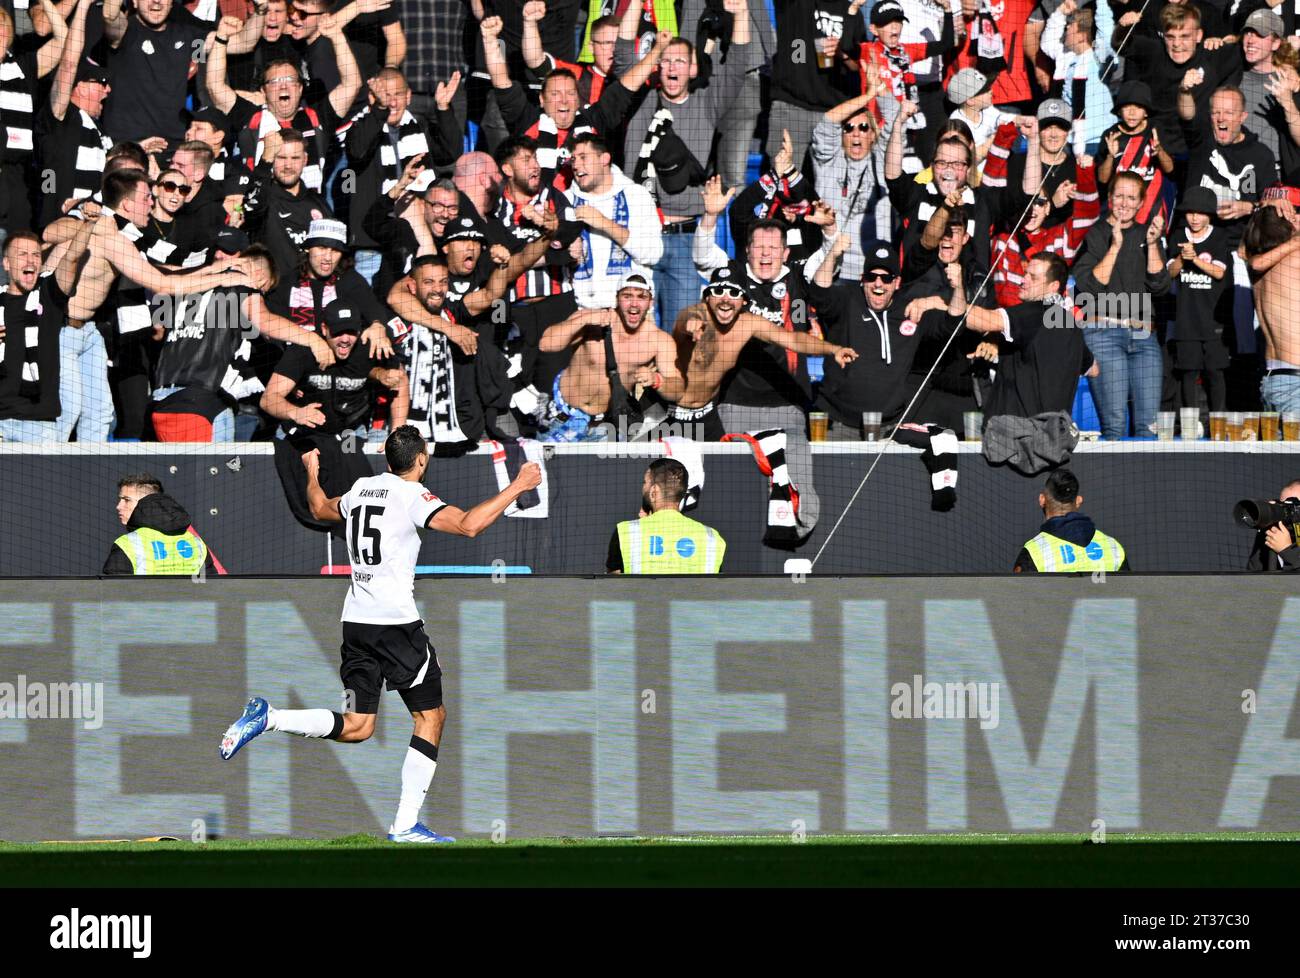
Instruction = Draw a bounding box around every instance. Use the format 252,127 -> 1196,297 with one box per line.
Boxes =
1234,497 -> 1300,542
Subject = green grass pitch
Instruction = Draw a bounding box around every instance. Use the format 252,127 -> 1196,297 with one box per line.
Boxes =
3,833 -> 1299,887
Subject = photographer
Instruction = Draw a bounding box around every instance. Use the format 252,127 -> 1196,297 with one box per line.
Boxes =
1244,480 -> 1300,572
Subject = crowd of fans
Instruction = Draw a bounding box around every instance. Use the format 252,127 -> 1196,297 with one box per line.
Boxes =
4,0 -> 1300,459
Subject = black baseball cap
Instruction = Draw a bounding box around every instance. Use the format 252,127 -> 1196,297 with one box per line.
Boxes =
323,302 -> 364,336
74,56 -> 109,86
214,227 -> 250,255
871,0 -> 907,26
187,105 -> 230,133
442,217 -> 486,243
862,239 -> 900,278
701,265 -> 749,299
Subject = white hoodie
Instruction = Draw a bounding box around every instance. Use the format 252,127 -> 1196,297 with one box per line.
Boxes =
569,165 -> 665,309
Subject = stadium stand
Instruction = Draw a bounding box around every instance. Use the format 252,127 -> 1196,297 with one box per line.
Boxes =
2,0 -> 1300,576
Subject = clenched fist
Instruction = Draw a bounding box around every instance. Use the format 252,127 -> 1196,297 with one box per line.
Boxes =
514,461 -> 543,491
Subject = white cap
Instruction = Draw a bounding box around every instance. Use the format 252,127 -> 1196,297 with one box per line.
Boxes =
617,268 -> 654,295
303,218 -> 349,249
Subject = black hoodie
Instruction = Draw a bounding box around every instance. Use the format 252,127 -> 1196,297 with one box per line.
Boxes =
102,494 -> 216,576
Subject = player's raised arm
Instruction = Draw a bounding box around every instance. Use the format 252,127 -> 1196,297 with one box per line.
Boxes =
427,463 -> 543,538
302,450 -> 344,522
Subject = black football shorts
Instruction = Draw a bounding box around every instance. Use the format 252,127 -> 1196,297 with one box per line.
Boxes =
339,620 -> 444,714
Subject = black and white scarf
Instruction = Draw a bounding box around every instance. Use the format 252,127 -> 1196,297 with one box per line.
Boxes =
721,429 -> 803,545
660,436 -> 705,510
894,422 -> 959,512
68,109 -> 112,204
394,314 -> 468,443
0,276 -> 48,399
488,437 -> 549,518
524,110 -> 597,190
0,53 -> 35,161
245,105 -> 326,191
916,184 -> 976,238
633,107 -> 674,197
108,211 -> 153,335
345,107 -> 429,195
530,113 -> 563,181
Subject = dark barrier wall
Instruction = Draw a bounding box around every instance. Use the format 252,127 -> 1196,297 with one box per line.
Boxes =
0,445 -> 1295,575
1,578 -> 1298,841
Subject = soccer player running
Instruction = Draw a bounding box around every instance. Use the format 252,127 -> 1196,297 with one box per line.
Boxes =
219,426 -> 542,843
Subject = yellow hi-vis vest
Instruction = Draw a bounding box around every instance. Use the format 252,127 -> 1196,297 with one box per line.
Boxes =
617,508 -> 725,574
1025,529 -> 1125,573
113,526 -> 208,576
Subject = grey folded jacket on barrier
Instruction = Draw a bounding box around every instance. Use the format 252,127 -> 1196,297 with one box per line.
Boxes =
982,412 -> 1080,477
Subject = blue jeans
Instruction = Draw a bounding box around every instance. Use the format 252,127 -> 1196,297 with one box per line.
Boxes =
233,408 -> 261,442
152,385 -> 234,441
0,417 -> 62,441
1262,373 -> 1300,415
654,230 -> 705,335
353,249 -> 382,286
1083,326 -> 1162,439
57,325 -> 115,442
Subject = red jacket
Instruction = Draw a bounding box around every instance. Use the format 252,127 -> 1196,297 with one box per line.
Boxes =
986,126 -> 1101,306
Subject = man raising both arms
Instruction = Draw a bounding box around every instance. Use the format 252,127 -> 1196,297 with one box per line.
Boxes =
669,268 -> 858,441
219,426 -> 542,844
536,271 -> 684,442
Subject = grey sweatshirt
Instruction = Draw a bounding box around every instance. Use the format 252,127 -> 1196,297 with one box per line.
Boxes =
1072,220 -> 1172,327
614,36 -> 758,217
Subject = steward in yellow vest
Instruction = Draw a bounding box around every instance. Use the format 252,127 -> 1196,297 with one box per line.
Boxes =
104,490 -> 214,576
1013,468 -> 1129,574
607,458 -> 725,574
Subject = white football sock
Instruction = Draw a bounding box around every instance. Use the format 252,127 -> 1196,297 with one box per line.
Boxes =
391,737 -> 439,833
266,708 -> 337,738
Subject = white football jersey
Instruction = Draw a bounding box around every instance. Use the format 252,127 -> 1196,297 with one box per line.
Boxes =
337,472 -> 448,624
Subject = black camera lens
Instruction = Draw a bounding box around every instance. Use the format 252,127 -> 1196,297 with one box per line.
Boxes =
1235,498 -> 1300,529
1234,499 -> 1268,528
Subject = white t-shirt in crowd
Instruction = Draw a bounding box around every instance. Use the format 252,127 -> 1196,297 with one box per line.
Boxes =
569,166 -> 665,309
950,105 -> 1019,150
